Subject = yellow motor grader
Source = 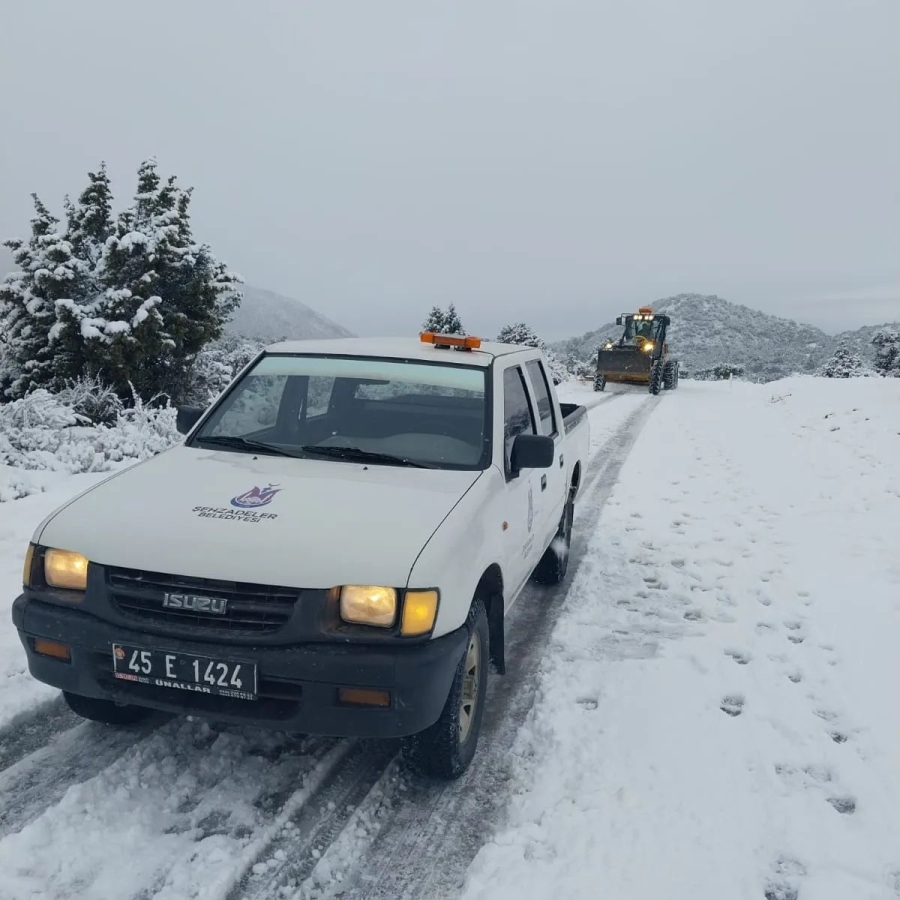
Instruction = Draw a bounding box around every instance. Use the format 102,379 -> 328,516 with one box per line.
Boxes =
593,306 -> 679,395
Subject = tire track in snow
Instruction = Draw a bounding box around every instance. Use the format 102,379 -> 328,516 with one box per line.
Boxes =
226,740 -> 399,900
0,714 -> 166,838
286,397 -> 658,900
0,695 -> 81,775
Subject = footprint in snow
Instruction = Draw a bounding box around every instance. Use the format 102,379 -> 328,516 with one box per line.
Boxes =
683,609 -> 704,622
765,886 -> 799,900
787,634 -> 805,644
577,698 -> 598,710
725,648 -> 751,665
786,672 -> 802,684
827,796 -> 856,815
830,731 -> 850,744
720,695 -> 744,717
784,621 -> 803,631
765,856 -> 805,900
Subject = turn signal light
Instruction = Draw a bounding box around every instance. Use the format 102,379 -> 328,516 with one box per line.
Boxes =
401,590 -> 439,636
23,544 -> 35,588
33,638 -> 71,661
420,332 -> 482,350
338,687 -> 391,708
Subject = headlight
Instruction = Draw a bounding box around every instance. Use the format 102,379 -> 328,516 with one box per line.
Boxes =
642,341 -> 654,352
340,585 -> 397,627
44,549 -> 89,591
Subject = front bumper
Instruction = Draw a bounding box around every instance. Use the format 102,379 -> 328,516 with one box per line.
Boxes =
12,595 -> 467,738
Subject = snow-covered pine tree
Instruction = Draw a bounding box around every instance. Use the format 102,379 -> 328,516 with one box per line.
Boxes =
0,196 -> 81,398
442,303 -> 465,335
495,322 -> 569,384
496,322 -> 542,347
74,160 -> 241,401
51,164 -> 115,388
818,344 -> 867,378
422,306 -> 446,333
872,328 -> 900,377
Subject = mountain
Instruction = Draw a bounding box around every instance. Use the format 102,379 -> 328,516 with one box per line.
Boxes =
551,294 -> 898,381
225,285 -> 353,342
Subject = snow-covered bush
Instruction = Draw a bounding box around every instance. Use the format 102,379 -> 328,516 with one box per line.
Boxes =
687,364 -> 746,382
872,329 -> 900,377
817,344 -> 870,378
0,388 -> 179,476
187,335 -> 264,406
57,376 -> 124,424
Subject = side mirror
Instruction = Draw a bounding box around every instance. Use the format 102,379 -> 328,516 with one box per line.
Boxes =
176,405 -> 204,435
510,434 -> 554,474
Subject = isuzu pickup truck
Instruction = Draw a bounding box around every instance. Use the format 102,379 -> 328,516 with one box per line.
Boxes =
13,332 -> 589,778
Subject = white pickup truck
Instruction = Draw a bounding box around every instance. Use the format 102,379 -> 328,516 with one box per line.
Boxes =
13,333 -> 589,778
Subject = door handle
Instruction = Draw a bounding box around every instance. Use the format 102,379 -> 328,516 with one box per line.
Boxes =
541,475 -> 547,491
559,453 -> 564,469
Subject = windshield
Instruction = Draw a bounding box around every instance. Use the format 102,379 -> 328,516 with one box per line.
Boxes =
622,317 -> 663,342
191,354 -> 489,470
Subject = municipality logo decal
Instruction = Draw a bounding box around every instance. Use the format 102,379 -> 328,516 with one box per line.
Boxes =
231,484 -> 281,509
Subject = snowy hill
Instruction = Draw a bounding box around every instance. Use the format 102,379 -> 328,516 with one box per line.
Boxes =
552,293 -> 898,381
226,285 -> 353,342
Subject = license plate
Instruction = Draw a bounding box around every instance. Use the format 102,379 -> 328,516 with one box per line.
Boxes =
112,643 -> 257,701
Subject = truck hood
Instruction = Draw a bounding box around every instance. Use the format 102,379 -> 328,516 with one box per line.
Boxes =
38,447 -> 482,589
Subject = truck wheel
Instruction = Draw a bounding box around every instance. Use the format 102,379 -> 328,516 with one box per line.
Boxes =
649,362 -> 663,395
532,499 -> 574,585
63,691 -> 152,725
401,600 -> 489,779
593,372 -> 606,392
663,359 -> 677,390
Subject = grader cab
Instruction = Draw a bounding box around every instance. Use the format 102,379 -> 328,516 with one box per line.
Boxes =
594,306 -> 679,395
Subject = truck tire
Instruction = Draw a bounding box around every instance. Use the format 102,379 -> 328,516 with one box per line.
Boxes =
649,362 -> 663,395
532,498 -> 574,585
401,599 -> 489,779
663,359 -> 678,390
593,372 -> 606,392
63,691 -> 152,725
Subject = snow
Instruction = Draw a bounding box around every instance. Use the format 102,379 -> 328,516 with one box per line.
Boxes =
1,375 -> 898,898
463,376 -> 900,900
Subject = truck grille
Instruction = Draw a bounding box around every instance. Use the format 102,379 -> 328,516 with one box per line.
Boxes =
107,568 -> 299,635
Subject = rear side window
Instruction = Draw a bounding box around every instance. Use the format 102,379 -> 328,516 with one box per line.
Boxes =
503,366 -> 536,476
526,360 -> 556,436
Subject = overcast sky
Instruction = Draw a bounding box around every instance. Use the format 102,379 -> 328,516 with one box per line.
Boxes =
1,0 -> 897,339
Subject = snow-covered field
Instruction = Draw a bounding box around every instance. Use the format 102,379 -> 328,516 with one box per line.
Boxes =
0,375 -> 898,899
464,376 -> 900,900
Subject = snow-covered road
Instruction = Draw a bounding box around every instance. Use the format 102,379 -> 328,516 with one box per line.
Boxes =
463,377 -> 900,900
1,376 -> 898,900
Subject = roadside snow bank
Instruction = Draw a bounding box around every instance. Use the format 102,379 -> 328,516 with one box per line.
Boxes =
463,376 -> 900,900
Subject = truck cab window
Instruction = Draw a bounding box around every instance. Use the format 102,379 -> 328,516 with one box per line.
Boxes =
503,366 -> 536,476
525,360 -> 556,437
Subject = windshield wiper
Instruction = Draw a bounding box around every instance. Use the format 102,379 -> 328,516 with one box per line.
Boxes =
195,435 -> 306,458
299,445 -> 437,469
